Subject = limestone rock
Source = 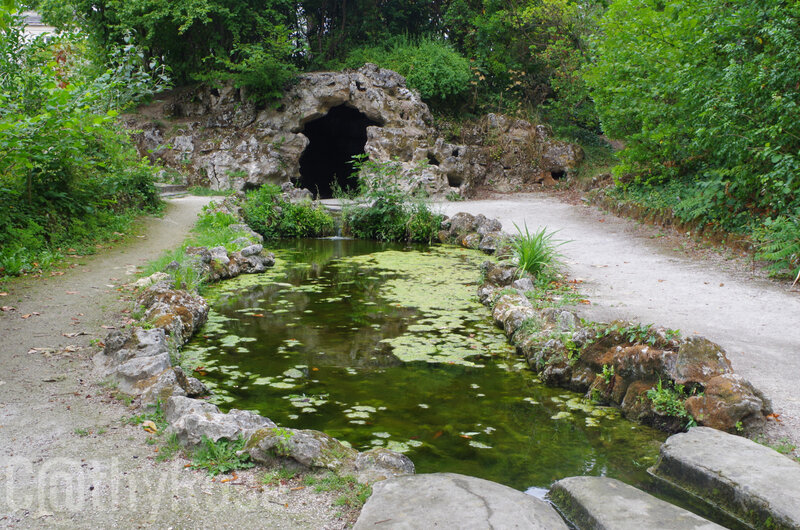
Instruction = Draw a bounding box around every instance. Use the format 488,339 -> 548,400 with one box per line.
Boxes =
247,427 -> 357,472
478,231 -> 505,254
130,272 -> 171,289
483,261 -> 517,287
670,336 -> 732,385
461,232 -> 482,249
512,277 -> 535,293
140,368 -> 187,404
354,473 -> 568,529
684,373 -> 772,432
652,427 -> 800,529
114,353 -> 172,394
549,476 -> 723,529
355,448 -> 415,484
165,396 -> 275,447
101,327 -> 169,366
138,282 -> 209,344
126,66 -> 583,197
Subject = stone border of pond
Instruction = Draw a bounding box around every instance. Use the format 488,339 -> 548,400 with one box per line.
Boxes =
93,197 -> 415,487
438,211 -> 772,436
93,196 -> 796,528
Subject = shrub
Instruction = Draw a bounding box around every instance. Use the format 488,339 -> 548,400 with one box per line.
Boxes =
242,184 -> 334,239
340,36 -> 471,105
342,157 -> 443,243
0,12 -> 164,277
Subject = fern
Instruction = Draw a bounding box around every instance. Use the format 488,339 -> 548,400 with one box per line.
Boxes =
755,216 -> 800,278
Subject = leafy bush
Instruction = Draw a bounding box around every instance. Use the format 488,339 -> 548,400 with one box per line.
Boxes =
510,223 -> 565,280
340,36 -> 471,104
588,0 -> 800,268
0,12 -> 163,277
242,184 -> 334,239
342,157 -> 443,243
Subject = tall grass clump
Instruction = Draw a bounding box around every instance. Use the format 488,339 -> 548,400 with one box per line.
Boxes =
511,223 -> 565,280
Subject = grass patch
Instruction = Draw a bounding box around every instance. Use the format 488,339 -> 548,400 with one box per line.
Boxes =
139,206 -> 259,291
123,400 -> 169,431
262,466 -> 300,486
304,472 -> 372,508
190,435 -> 254,476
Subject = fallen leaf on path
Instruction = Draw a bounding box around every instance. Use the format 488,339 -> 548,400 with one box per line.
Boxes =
0,292 -> 7,296
578,299 -> 591,305
50,271 -> 64,276
62,345 -> 81,353
766,413 -> 782,423
1,306 -> 15,312
62,332 -> 87,338
142,420 -> 158,434
101,325 -> 115,330
719,283 -> 724,287
658,279 -> 665,283
290,486 -> 305,491
21,314 -> 32,319
65,291 -> 78,295
28,347 -> 53,355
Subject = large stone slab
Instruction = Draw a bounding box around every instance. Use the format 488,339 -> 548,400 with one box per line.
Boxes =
353,472 -> 567,529
549,476 -> 723,529
650,427 -> 800,529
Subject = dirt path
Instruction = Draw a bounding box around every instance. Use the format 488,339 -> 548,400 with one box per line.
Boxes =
0,197 -> 338,528
439,193 -> 800,447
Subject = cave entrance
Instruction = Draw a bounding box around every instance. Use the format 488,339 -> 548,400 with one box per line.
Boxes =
298,105 -> 380,198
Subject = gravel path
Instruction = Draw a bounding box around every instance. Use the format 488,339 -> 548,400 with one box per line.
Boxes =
0,197 -> 341,528
439,193 -> 800,447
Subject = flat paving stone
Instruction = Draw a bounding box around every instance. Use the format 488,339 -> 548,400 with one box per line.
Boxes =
354,472 -> 568,529
650,426 -> 800,529
549,476 -> 723,530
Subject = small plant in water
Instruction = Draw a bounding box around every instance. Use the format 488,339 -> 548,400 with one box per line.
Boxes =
190,436 -> 254,476
511,223 -> 565,280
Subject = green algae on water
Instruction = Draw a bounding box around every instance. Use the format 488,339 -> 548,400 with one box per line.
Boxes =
182,239 -> 666,492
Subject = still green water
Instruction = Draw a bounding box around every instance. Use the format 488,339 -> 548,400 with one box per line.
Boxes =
183,239 -> 665,491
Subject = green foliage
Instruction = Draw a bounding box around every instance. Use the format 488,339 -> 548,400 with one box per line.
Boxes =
754,215 -> 800,278
0,10 -> 164,277
598,364 -> 614,384
242,184 -> 335,239
588,0 -> 800,267
510,223 -> 565,280
646,379 -> 697,429
339,36 -> 471,105
41,0 -> 297,98
342,156 -> 443,243
190,435 -> 254,476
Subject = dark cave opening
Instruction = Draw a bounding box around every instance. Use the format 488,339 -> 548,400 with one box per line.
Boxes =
298,105 -> 380,198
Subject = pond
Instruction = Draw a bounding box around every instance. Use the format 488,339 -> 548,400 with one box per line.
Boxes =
182,239 -> 666,492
